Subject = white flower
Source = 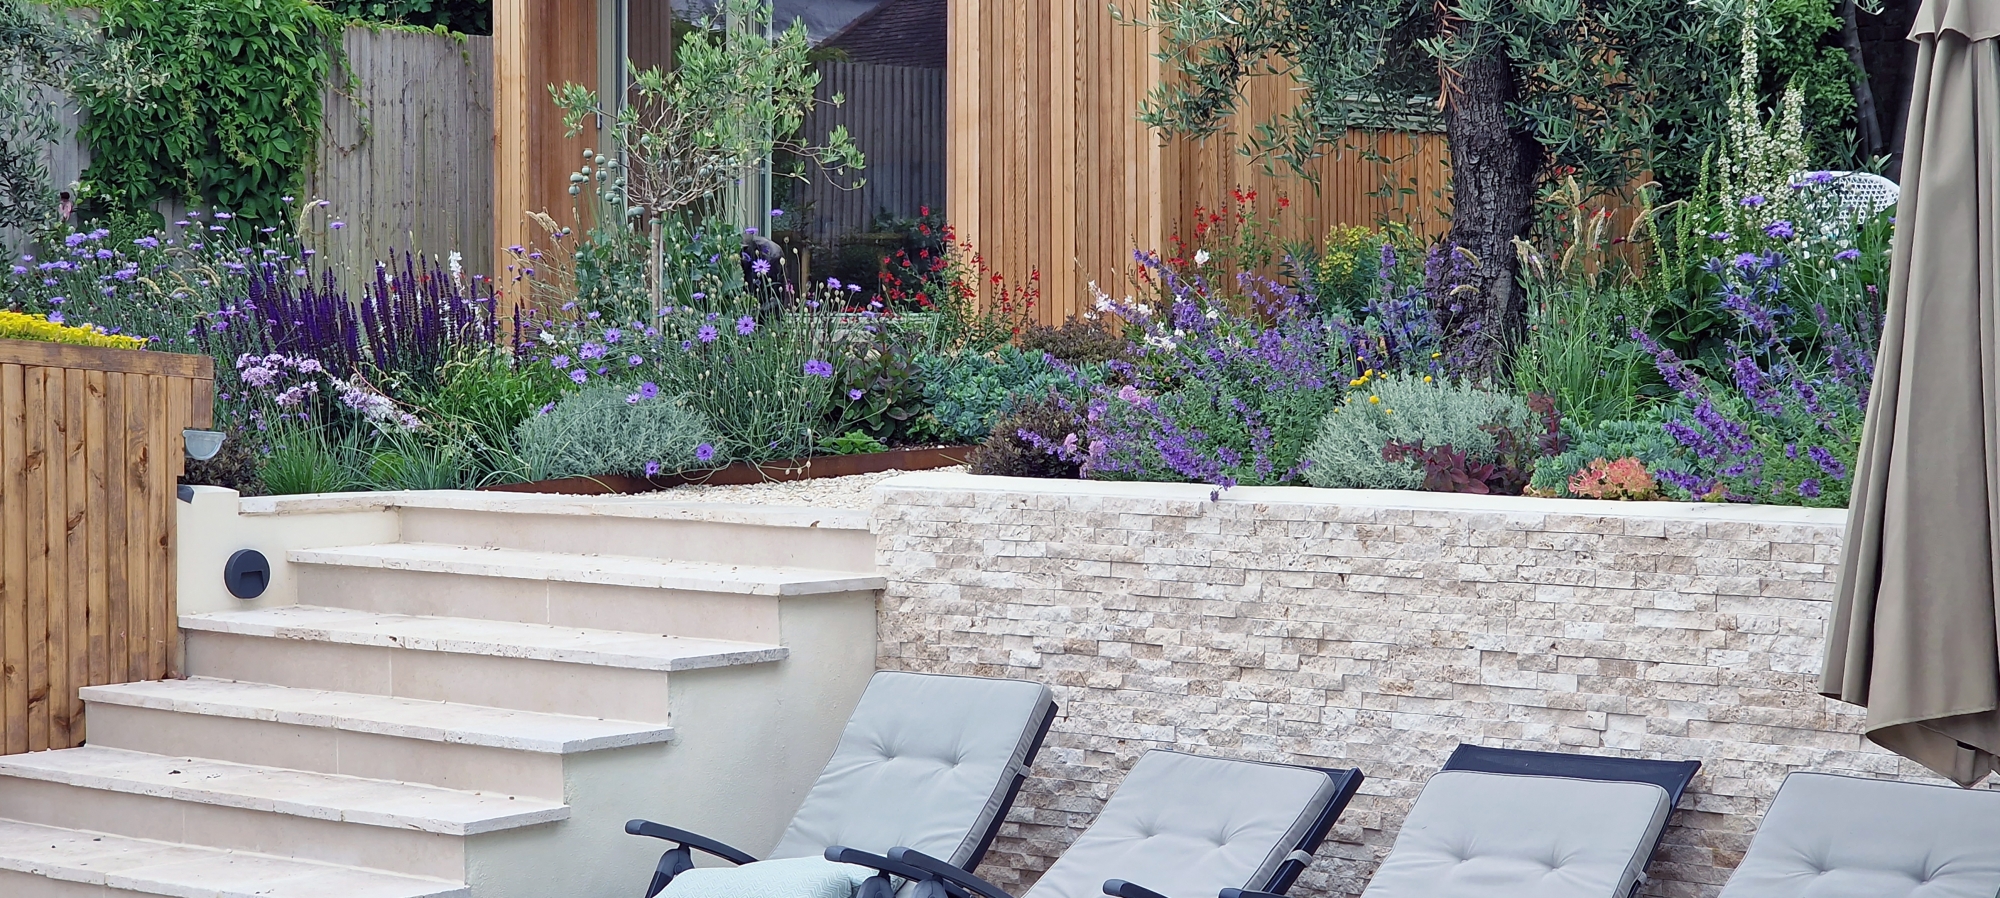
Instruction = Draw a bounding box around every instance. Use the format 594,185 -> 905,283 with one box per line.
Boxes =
448,251 -> 465,288
1204,307 -> 1219,320
1193,249 -> 1210,266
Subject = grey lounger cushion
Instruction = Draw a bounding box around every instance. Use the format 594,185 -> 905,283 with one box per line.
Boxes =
1023,750 -> 1338,898
769,670 -> 1055,865
1717,771 -> 2000,898
1360,770 -> 1672,898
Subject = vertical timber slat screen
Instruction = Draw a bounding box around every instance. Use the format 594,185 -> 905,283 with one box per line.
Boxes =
797,62 -> 948,243
949,0 -> 1454,324
305,26 -> 497,280
0,340 -> 213,755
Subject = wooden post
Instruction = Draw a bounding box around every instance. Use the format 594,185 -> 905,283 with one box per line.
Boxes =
492,0 -> 601,316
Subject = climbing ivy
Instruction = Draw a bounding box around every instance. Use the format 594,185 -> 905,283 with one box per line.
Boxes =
75,0 -> 342,230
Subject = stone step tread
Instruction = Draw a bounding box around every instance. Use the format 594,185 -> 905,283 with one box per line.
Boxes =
0,748 -> 568,836
180,606 -> 789,672
0,818 -> 468,898
80,678 -> 675,754
243,490 -> 871,531
289,543 -> 885,596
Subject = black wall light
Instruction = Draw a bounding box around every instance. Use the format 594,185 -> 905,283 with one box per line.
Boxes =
224,549 -> 271,599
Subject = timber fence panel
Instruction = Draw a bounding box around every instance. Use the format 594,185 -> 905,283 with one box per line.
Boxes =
305,27 -> 496,282
0,341 -> 212,754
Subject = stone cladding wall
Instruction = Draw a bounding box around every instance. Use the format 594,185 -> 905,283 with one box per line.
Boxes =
871,472 -> 1951,898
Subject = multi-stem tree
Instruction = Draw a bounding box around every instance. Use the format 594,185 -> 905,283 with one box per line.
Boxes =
552,0 -> 863,311
1134,0 -> 1735,365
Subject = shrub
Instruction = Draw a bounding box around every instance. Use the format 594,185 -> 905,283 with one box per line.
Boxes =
1302,374 -> 1531,490
1528,416 -> 1689,497
179,432 -> 266,496
513,381 -> 717,481
0,309 -> 148,349
967,394 -> 1083,479
1068,259 -> 1354,488
1567,457 -> 1660,501
1019,317 -> 1128,365
919,346 -> 1092,443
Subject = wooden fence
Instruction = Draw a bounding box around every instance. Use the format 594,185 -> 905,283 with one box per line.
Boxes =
0,340 -> 214,755
795,62 -> 949,243
948,0 -> 1454,324
7,26 -> 495,279
304,27 -> 497,280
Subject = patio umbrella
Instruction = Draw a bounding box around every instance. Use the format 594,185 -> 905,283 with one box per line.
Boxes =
1822,0 -> 2000,788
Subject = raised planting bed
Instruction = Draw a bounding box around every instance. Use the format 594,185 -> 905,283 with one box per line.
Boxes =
481,445 -> 977,496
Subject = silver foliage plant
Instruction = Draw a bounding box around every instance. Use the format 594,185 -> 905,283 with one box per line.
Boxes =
1302,374 -> 1529,490
514,382 -> 718,481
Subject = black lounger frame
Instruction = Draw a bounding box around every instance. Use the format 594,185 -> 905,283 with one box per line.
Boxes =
628,700 -> 1061,898
833,755 -> 1366,898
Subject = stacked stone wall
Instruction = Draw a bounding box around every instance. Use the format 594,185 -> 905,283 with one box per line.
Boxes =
872,472 -> 1943,897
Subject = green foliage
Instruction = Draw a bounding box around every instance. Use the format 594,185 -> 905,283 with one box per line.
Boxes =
919,346 -> 1094,443
1128,0 -> 1732,196
831,321 -> 926,443
818,431 -> 888,456
1759,0 -> 1858,164
1528,417 -> 1690,497
77,0 -> 339,230
966,395 -> 1084,479
0,1 -> 155,237
321,0 -> 490,34
513,382 -> 717,481
411,351 -> 566,478
1302,375 -> 1531,490
259,425 -> 359,495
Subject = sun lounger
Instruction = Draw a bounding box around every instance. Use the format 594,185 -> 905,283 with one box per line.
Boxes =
1356,744 -> 1701,898
1715,771 -> 2000,898
628,670 -> 1057,898
829,748 -> 1365,898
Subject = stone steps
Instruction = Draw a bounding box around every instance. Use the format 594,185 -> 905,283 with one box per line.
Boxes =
289,543 -> 881,641
0,747 -> 566,879
392,494 -> 876,573
0,818 -> 468,898
79,678 -> 674,798
1,489 -> 883,896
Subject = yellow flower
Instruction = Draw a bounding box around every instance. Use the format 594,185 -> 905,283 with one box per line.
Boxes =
1430,352 -> 1442,359
0,310 -> 147,350
1423,375 -> 1433,383
1368,395 -> 1380,404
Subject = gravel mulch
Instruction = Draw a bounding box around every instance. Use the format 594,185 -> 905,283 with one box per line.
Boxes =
647,467 -> 963,510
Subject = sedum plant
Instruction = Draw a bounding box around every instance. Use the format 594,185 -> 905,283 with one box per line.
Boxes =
514,381 -> 718,481
1302,373 -> 1530,491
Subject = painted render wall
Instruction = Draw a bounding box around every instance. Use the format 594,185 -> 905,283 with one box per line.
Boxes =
870,471 -> 1958,898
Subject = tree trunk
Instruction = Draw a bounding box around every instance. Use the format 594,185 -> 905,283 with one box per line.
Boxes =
1840,0 -> 1885,157
1440,45 -> 1541,374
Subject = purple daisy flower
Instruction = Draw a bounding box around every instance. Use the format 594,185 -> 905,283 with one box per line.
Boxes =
736,316 -> 756,336
804,359 -> 834,378
848,389 -> 864,400
695,443 -> 716,463
698,325 -> 718,343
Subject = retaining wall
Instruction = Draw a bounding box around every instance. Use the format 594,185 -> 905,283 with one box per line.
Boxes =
871,471 -> 1943,898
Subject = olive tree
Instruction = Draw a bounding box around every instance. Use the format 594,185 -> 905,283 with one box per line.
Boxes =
1133,0 -> 1735,361
552,0 -> 862,310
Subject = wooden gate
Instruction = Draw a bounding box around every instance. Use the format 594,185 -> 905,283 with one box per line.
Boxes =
0,340 -> 214,755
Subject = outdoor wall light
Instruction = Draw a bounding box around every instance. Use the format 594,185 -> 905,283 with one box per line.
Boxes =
183,429 -> 225,461
224,549 -> 271,599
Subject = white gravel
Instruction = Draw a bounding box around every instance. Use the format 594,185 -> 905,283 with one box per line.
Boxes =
651,467 -> 963,510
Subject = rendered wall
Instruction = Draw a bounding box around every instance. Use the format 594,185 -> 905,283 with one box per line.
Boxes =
871,471 -> 1943,898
